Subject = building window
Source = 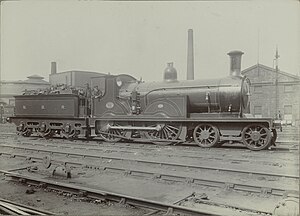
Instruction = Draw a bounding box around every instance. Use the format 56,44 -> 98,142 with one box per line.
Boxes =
254,85 -> 262,93
254,106 -> 262,117
284,85 -> 293,92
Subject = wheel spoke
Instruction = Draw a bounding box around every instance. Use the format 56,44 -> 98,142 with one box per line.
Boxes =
99,122 -> 128,142
163,130 -> 169,139
143,123 -> 182,145
167,125 -> 179,131
165,126 -> 177,136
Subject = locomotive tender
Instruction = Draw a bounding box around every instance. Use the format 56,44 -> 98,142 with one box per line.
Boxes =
9,51 -> 279,150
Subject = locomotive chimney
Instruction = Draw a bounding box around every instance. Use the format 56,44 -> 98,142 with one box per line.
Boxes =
227,51 -> 244,76
187,29 -> 194,80
51,62 -> 57,75
164,62 -> 178,82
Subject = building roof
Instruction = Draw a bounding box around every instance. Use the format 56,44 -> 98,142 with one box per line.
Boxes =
27,75 -> 44,79
24,74 -> 49,84
50,70 -> 107,76
242,64 -> 300,80
1,74 -> 50,85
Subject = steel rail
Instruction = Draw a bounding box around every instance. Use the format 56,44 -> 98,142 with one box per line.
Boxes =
0,143 -> 298,180
0,170 -> 217,216
19,140 -> 299,164
0,150 -> 298,198
1,138 -> 298,171
0,198 -> 54,215
1,137 -> 298,156
1,132 -> 298,151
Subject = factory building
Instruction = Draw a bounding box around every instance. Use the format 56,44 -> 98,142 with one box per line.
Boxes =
49,62 -> 106,87
0,75 -> 50,106
49,70 -> 105,87
242,64 -> 300,127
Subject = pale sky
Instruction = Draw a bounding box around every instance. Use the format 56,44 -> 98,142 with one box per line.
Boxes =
1,0 -> 299,82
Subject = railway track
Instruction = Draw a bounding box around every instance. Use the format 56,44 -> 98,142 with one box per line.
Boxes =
0,146 -> 298,198
0,132 -> 298,215
0,198 -> 53,215
0,170 -> 217,216
0,143 -> 298,180
1,132 -> 299,151
0,170 -> 277,216
1,140 -> 298,171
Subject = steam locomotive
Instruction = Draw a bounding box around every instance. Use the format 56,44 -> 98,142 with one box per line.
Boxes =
8,51 -> 279,150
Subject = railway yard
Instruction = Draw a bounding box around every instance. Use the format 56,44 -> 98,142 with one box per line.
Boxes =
0,123 -> 299,215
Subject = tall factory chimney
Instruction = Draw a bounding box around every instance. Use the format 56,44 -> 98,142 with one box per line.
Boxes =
227,51 -> 244,76
187,29 -> 194,80
51,62 -> 57,75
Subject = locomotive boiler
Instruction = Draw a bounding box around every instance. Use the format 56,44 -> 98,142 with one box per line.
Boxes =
8,51 -> 278,150
119,69 -> 250,115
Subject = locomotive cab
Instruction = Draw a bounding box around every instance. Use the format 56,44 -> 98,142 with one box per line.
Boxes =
90,74 -> 138,117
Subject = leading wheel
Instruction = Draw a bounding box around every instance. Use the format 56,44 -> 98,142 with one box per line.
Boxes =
143,123 -> 182,145
193,124 -> 220,147
242,124 -> 271,150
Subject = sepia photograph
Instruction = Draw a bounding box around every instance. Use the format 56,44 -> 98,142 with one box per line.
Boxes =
0,0 -> 299,215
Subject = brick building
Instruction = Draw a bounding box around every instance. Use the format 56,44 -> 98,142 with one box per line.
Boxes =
242,64 -> 300,126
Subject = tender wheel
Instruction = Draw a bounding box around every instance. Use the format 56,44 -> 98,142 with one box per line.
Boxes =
98,122 -> 129,142
193,124 -> 220,147
242,124 -> 271,150
61,129 -> 76,139
18,128 -> 32,137
16,123 -> 32,137
143,123 -> 182,145
60,124 -> 79,139
37,128 -> 51,138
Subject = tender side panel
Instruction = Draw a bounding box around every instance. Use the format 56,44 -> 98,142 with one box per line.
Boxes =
14,95 -> 79,117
